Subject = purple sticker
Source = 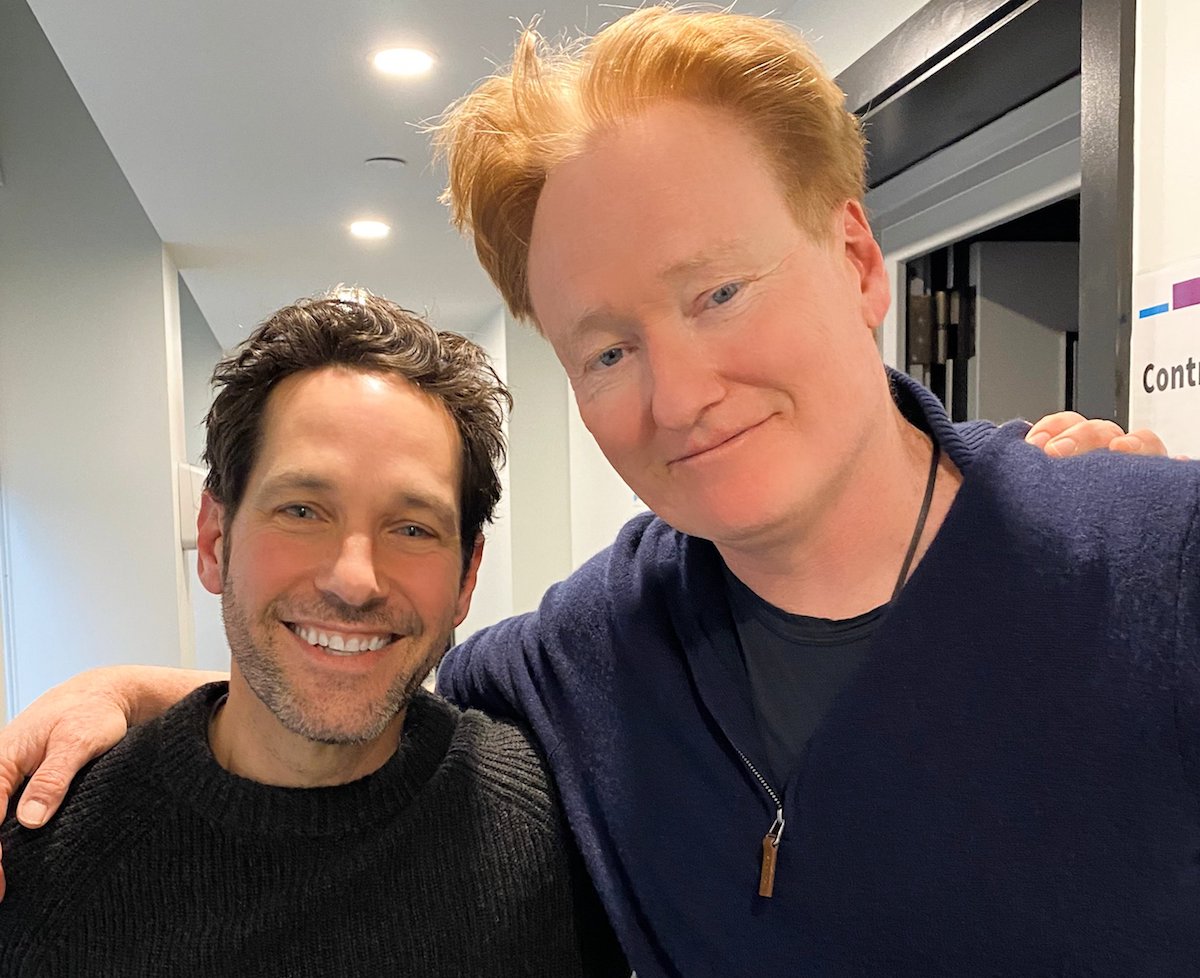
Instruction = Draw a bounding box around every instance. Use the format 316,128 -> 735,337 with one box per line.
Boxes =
1173,277 -> 1200,310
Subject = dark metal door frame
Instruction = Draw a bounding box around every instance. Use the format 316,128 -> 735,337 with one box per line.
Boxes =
837,0 -> 1136,424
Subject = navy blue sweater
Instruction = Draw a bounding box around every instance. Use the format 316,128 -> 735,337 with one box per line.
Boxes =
440,372 -> 1200,977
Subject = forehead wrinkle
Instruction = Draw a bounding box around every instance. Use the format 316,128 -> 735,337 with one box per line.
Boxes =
656,239 -> 750,283
565,239 -> 752,333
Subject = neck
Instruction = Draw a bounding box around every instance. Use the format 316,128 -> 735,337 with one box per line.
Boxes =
719,403 -> 962,619
209,669 -> 405,788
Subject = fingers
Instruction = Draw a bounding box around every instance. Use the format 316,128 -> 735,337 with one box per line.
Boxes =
0,733 -> 47,827
0,732 -> 51,904
1026,413 -> 1177,460
1047,419 -> 1126,458
1025,411 -> 1088,450
13,727 -> 98,829
1028,419 -> 1175,459
1108,428 -> 1169,457
0,667 -> 146,900
1027,415 -> 1128,456
16,769 -> 68,829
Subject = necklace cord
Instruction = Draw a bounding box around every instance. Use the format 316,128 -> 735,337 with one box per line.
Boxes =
891,439 -> 941,603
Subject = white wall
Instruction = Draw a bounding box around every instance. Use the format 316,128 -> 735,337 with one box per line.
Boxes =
1128,0 -> 1200,442
455,307 -> 515,639
970,242 -> 1075,422
179,276 -> 222,467
0,0 -> 192,711
782,0 -> 932,75
505,316 -> 574,614
1132,0 -> 1200,276
177,275 -> 228,670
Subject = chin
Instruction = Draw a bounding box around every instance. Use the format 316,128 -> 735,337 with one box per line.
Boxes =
280,699 -> 404,746
660,483 -> 801,546
659,506 -> 777,549
261,673 -> 418,746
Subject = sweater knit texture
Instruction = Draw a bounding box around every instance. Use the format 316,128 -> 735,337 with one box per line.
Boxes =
440,367 -> 1200,978
0,684 -> 624,977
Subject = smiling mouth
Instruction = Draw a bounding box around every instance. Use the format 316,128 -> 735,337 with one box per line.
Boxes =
672,418 -> 770,465
284,622 -> 399,656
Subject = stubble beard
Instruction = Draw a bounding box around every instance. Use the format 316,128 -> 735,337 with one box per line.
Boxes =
220,577 -> 448,746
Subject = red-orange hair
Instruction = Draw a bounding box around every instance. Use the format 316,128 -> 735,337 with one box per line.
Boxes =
434,5 -> 866,326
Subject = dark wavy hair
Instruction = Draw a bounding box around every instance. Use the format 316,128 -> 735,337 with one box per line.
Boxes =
202,288 -> 511,568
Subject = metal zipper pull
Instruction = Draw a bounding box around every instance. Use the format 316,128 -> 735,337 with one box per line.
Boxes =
758,808 -> 785,898
735,747 -> 786,899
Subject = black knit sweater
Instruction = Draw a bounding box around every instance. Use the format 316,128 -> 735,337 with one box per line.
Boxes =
0,684 -> 625,977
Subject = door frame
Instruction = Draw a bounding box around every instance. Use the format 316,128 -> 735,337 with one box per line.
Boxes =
837,0 -> 1136,422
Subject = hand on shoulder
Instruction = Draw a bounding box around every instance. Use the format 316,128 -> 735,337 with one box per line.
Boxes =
1025,412 -> 1181,459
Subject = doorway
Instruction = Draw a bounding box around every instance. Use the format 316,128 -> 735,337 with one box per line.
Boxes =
904,197 -> 1080,422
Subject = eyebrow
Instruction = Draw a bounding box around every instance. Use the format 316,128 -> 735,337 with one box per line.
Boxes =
256,471 -> 460,533
258,472 -> 335,497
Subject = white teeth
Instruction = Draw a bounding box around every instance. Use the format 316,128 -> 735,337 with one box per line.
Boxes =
290,624 -> 391,654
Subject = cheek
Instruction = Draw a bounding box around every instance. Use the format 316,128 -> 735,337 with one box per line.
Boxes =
577,394 -> 648,473
741,307 -> 841,378
229,533 -> 315,600
384,555 -> 465,620
575,365 -> 652,445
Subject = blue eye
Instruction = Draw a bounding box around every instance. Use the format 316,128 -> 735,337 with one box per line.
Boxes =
709,282 -> 741,306
596,347 -> 624,368
397,525 -> 429,538
283,504 -> 317,520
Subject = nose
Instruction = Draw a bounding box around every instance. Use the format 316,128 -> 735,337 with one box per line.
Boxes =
314,532 -> 386,609
646,324 -> 725,431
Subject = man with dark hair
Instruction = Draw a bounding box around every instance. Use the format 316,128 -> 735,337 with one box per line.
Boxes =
0,289 -> 622,978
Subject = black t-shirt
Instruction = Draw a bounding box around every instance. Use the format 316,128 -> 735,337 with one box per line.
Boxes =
723,564 -> 885,786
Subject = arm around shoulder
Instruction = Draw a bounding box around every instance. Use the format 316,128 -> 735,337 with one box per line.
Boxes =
437,614 -> 541,723
0,665 -> 221,831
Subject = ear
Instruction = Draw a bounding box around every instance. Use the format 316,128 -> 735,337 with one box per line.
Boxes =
452,534 -> 486,627
840,199 -> 891,331
196,491 -> 227,596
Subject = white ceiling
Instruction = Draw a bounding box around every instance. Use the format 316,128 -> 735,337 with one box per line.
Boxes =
24,0 -> 926,347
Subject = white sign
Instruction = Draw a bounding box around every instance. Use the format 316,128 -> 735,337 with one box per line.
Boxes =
1130,257 -> 1200,458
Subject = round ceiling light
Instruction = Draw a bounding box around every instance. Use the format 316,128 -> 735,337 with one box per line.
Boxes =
373,48 -> 435,77
350,220 -> 390,240
364,156 -> 408,169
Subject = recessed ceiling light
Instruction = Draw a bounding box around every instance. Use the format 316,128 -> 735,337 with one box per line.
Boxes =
373,48 -> 434,77
364,156 -> 408,169
350,220 -> 390,240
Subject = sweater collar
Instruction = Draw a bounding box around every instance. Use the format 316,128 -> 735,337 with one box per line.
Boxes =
151,682 -> 458,838
885,365 -> 995,472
